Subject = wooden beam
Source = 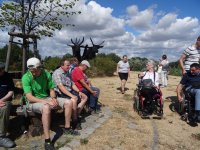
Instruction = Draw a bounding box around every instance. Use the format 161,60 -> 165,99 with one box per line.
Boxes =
8,32 -> 40,39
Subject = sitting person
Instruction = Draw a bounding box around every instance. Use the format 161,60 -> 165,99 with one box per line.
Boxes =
0,62 -> 15,148
52,59 -> 87,130
22,57 -> 79,150
138,60 -> 161,115
71,60 -> 100,113
177,63 -> 200,122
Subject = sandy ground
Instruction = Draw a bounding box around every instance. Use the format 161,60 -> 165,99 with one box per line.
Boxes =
74,71 -> 200,150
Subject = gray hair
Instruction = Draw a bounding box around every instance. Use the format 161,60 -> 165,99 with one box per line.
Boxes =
146,60 -> 155,66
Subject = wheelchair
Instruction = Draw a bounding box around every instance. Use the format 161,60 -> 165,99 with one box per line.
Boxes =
133,83 -> 163,118
179,88 -> 196,123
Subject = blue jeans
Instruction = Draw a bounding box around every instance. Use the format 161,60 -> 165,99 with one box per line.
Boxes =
188,88 -> 200,111
82,87 -> 100,109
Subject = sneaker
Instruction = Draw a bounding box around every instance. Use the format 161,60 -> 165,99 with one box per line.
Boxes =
0,137 -> 15,148
44,142 -> 55,150
76,122 -> 82,130
62,128 -> 80,136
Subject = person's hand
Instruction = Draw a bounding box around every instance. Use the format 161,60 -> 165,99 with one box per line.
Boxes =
138,72 -> 144,78
71,95 -> 77,100
91,91 -> 97,97
0,100 -> 5,107
182,69 -> 187,75
178,96 -> 183,102
78,92 -> 84,98
48,98 -> 59,109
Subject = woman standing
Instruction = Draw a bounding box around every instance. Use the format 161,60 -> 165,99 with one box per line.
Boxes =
117,55 -> 130,94
159,55 -> 169,87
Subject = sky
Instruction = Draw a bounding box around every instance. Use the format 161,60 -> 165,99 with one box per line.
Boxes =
0,0 -> 200,62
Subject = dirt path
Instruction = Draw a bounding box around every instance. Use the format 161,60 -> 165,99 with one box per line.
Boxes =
75,71 -> 200,150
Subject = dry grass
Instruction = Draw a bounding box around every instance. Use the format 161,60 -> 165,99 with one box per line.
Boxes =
11,72 -> 200,150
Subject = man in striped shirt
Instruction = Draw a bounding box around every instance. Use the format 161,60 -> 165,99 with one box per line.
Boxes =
179,36 -> 200,75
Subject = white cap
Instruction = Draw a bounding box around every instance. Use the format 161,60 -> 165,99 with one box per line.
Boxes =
27,57 -> 41,69
81,60 -> 90,68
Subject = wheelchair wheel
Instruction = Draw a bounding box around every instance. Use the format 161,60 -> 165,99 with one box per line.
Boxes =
133,97 -> 140,112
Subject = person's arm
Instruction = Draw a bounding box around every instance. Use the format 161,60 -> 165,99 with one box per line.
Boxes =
176,83 -> 184,102
79,79 -> 97,96
0,91 -> 14,102
179,53 -> 186,75
58,84 -> 76,98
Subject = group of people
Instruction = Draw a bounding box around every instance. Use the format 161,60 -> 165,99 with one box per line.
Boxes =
116,36 -> 200,120
0,58 -> 100,150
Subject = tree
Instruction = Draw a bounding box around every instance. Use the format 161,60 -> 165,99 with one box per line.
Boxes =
0,44 -> 35,71
0,0 -> 80,73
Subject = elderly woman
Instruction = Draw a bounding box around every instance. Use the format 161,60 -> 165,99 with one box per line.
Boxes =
138,60 -> 161,116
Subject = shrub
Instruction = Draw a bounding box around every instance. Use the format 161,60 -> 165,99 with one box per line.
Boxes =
87,57 -> 116,77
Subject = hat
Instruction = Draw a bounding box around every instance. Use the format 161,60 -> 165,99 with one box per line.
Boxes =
0,62 -> 5,69
27,57 -> 41,69
81,60 -> 90,68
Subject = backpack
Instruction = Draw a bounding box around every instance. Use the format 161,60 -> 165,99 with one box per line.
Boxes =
140,71 -> 156,88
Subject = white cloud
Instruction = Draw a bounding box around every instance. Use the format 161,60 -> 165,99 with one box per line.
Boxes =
126,5 -> 154,30
1,0 -> 200,62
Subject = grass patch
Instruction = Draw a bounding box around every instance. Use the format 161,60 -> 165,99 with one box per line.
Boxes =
113,107 -> 126,113
56,136 -> 72,149
191,133 -> 200,140
123,94 -> 133,101
80,138 -> 89,145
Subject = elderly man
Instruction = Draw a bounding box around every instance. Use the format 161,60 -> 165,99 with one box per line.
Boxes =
177,63 -> 200,123
72,60 -> 100,113
52,59 -> 87,130
0,62 -> 15,148
22,58 -> 79,150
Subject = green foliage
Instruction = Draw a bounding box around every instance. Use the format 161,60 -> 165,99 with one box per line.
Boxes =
168,61 -> 181,76
87,56 -> 116,77
100,53 -> 121,63
43,56 -> 61,71
0,0 -> 80,37
0,44 -> 35,71
129,57 -> 149,71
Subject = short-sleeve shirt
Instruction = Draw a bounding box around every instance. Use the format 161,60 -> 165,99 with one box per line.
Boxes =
183,45 -> 200,71
0,72 -> 14,99
180,72 -> 200,88
142,71 -> 159,87
117,60 -> 130,73
71,67 -> 84,91
160,59 -> 169,71
22,69 -> 55,98
52,67 -> 73,94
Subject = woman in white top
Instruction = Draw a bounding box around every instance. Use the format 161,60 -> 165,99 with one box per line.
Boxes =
139,60 -> 159,87
117,55 -> 130,94
159,55 -> 169,87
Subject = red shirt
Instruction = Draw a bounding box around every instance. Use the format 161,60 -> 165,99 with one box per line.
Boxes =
71,67 -> 84,91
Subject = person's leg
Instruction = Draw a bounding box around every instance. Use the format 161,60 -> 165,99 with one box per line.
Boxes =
0,101 -> 11,137
0,101 -> 15,148
161,71 -> 164,87
41,104 -> 51,140
193,89 -> 200,111
77,94 -> 87,115
71,97 -> 78,121
164,71 -> 167,86
57,98 -> 79,135
90,86 -> 100,98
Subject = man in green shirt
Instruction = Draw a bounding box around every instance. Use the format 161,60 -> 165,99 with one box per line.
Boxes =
22,58 -> 79,150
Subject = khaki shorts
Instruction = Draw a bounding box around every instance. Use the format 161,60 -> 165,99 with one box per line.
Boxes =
27,97 -> 70,114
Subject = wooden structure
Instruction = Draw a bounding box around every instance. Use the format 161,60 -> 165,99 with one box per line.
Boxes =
5,27 -> 40,74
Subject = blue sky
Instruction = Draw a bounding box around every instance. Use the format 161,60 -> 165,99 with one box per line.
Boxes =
0,0 -> 200,61
94,0 -> 200,18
